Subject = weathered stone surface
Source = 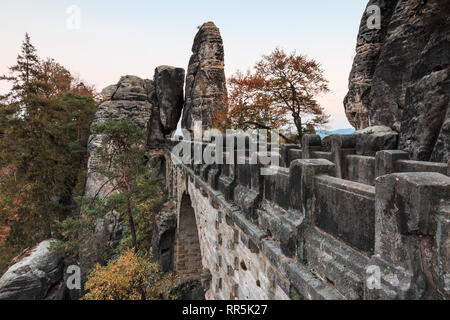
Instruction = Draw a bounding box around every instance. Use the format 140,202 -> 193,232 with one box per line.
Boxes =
306,228 -> 368,300
431,109 -> 450,163
84,76 -> 154,255
151,205 -> 177,273
301,135 -> 322,160
149,66 -> 185,147
345,0 -> 450,162
330,135 -> 356,179
112,75 -> 149,101
0,241 -> 64,300
93,99 -> 152,130
346,155 -> 376,185
313,176 -> 376,255
182,22 -> 227,133
100,84 -> 118,101
148,66 -> 185,147
374,172 -> 450,299
281,259 -> 343,300
375,150 -> 409,177
154,66 -> 185,133
354,126 -> 398,156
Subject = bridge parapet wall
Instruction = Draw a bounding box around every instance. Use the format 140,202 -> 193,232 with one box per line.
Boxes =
163,134 -> 450,300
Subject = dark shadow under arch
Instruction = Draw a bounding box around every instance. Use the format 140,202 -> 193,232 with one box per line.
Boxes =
175,193 -> 203,276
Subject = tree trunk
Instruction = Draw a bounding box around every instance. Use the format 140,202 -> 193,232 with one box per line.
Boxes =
293,115 -> 303,143
127,199 -> 137,249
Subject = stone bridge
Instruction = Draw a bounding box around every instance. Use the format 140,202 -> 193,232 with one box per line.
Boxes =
0,2 -> 449,301
149,135 -> 450,300
86,8 -> 449,301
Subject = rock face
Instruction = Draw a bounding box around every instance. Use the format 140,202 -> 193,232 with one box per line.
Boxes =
149,66 -> 185,147
84,76 -> 154,253
154,66 -> 185,134
151,204 -> 177,273
344,0 -> 449,162
182,22 -> 227,133
83,68 -> 184,259
354,126 -> 398,157
0,241 -> 65,300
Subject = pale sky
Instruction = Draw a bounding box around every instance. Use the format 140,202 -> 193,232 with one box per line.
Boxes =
0,0 -> 368,130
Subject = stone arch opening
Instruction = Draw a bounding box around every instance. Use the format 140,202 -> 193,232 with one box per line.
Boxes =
175,193 -> 203,276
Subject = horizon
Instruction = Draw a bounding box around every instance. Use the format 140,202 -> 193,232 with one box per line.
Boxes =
0,0 -> 369,130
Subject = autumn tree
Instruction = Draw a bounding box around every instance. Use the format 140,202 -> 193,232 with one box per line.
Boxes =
214,70 -> 288,132
0,33 -> 97,248
38,58 -> 72,98
215,48 -> 329,142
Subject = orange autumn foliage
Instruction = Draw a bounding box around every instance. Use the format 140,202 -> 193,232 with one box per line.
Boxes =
215,48 -> 330,142
83,249 -> 179,300
214,70 -> 288,132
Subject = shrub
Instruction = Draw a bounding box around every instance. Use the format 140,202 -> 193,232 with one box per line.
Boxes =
82,249 -> 179,300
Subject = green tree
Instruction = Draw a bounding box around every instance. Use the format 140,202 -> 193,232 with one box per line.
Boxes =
0,33 -> 39,104
55,119 -> 164,259
0,33 -> 97,249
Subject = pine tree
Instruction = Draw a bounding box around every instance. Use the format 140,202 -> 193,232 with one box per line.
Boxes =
54,119 -> 164,261
0,33 -> 40,104
0,33 -> 97,249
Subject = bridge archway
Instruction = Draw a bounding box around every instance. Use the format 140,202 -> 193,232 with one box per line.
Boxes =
175,193 -> 203,276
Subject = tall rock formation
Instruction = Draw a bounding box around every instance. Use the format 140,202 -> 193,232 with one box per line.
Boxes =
149,66 -> 185,147
182,22 -> 227,134
344,0 -> 449,162
83,67 -> 184,258
83,76 -> 154,257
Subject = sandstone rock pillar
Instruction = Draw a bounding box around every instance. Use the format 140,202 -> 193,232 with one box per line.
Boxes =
182,22 -> 227,134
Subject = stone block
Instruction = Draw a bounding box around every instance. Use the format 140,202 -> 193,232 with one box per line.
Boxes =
375,150 -> 409,177
354,126 -> 399,157
395,159 -> 448,176
302,134 -> 322,159
258,205 -> 302,259
261,239 -> 283,269
374,172 -> 450,299
288,149 -> 303,164
281,259 -> 342,300
280,144 -> 300,167
263,167 -> 291,210
331,134 -> 356,179
346,155 -> 376,185
296,159 -> 336,223
313,176 -> 376,255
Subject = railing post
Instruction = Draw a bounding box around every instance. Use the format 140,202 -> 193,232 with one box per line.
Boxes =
375,150 -> 409,177
293,159 -> 335,261
366,172 -> 450,299
302,134 -> 322,160
331,135 -> 356,179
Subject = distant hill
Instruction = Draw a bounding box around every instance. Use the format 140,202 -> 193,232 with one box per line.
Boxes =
316,128 -> 355,139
